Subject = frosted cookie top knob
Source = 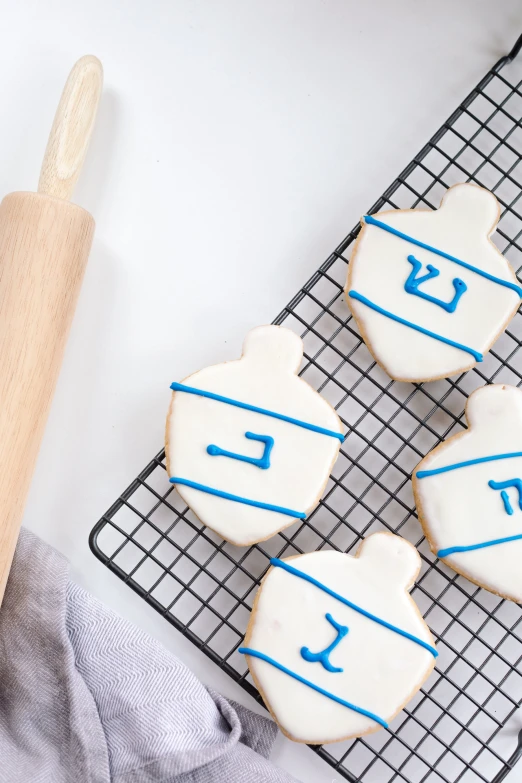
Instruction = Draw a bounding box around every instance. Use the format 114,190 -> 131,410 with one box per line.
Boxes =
414,384 -> 522,602
346,184 -> 522,382
358,527 -> 421,589
240,532 -> 437,743
439,181 -> 499,235
166,326 -> 344,546
242,325 -> 303,372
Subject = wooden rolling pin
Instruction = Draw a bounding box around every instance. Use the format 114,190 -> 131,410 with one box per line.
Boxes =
0,55 -> 103,605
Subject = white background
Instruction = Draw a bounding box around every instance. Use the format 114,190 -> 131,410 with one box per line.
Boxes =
1,1 -> 522,780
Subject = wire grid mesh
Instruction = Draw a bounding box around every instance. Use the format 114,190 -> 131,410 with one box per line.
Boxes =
90,37 -> 522,783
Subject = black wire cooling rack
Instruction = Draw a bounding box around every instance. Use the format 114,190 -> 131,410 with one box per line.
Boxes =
91,35 -> 522,783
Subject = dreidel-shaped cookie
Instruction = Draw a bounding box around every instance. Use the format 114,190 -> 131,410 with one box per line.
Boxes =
166,326 -> 344,545
240,533 -> 437,743
346,184 -> 521,382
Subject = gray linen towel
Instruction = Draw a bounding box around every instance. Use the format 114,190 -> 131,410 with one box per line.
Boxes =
0,529 -> 298,783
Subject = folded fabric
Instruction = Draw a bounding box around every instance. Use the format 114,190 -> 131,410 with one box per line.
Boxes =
0,529 -> 298,783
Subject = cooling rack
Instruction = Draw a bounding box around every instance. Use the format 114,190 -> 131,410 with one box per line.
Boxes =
90,34 -> 522,783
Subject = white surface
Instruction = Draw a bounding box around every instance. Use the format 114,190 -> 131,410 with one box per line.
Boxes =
0,1 -> 522,780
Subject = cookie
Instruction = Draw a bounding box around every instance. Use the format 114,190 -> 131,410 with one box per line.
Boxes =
239,532 -> 437,743
345,184 -> 521,383
166,326 -> 344,546
414,384 -> 522,602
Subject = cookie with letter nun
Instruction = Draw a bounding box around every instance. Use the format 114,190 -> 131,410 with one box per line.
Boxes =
346,184 -> 521,382
239,532 -> 437,743
166,326 -> 344,546
414,384 -> 522,603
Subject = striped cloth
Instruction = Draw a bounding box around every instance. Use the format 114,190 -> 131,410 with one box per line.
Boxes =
0,530 -> 298,783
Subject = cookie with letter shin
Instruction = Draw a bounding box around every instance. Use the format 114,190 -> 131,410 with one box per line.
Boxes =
239,532 -> 437,743
414,384 -> 522,603
166,326 -> 344,546
346,183 -> 522,382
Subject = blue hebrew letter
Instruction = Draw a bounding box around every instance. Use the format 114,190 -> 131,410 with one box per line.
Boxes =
300,613 -> 349,673
488,478 -> 522,516
404,255 -> 467,313
207,432 -> 274,469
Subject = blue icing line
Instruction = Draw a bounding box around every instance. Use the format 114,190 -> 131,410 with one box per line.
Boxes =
438,478 -> 522,556
404,255 -> 467,313
488,478 -> 522,514
170,382 -> 344,442
416,452 -> 522,479
438,533 -> 522,559
348,290 -> 483,362
270,558 -> 438,657
238,647 -> 388,728
364,214 -> 522,297
169,477 -> 306,519
301,612 -> 349,673
501,490 -> 514,515
207,432 -> 274,470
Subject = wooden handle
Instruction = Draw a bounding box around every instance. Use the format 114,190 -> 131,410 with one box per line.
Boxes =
38,55 -> 103,201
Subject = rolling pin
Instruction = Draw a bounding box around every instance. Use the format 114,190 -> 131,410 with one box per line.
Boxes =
0,55 -> 103,605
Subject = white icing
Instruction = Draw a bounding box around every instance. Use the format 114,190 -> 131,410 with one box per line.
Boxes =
347,184 -> 520,381
414,384 -> 522,602
166,326 -> 343,546
244,532 -> 436,742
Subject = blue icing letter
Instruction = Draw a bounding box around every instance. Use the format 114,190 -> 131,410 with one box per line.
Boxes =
488,478 -> 522,515
501,491 -> 513,515
207,432 -> 274,469
404,255 -> 467,313
301,613 -> 349,673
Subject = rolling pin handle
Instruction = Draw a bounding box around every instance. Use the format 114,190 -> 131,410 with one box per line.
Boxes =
37,55 -> 103,202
